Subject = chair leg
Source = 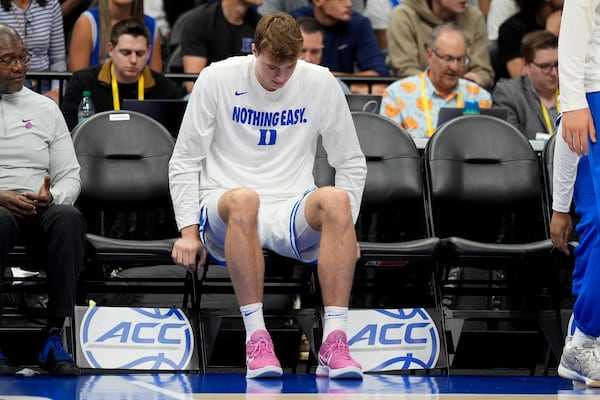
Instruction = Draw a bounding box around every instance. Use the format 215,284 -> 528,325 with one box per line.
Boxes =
188,270 -> 207,372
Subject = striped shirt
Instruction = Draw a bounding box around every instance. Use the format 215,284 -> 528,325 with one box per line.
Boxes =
0,0 -> 66,90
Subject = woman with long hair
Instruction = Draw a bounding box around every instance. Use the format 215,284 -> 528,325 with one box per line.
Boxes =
68,0 -> 162,72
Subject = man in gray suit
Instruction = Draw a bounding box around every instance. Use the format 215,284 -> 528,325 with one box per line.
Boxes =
492,30 -> 559,140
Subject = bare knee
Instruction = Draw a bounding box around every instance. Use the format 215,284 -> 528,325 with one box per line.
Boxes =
315,187 -> 353,226
220,188 -> 260,230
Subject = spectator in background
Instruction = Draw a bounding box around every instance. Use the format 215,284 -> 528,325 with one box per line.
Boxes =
163,0 -> 196,31
380,23 -> 491,138
363,0 -> 401,52
297,16 -> 350,94
496,0 -> 562,81
290,0 -> 389,90
387,0 -> 493,89
486,0 -> 518,45
492,30 -> 558,140
0,0 -> 67,103
0,22 -> 85,376
473,0 -> 488,15
180,0 -> 261,93
259,0 -> 363,16
68,0 -> 163,72
143,0 -> 168,37
61,18 -> 184,130
60,0 -> 92,48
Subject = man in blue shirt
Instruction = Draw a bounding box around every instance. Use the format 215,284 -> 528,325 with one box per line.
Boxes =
290,0 -> 389,84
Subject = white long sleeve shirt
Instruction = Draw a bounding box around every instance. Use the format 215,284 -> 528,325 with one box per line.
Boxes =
552,126 -> 579,213
169,55 -> 367,231
552,0 -> 600,212
0,87 -> 81,205
558,0 -> 600,113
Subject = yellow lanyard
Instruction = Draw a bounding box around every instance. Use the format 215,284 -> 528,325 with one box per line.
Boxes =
419,73 -> 462,137
539,88 -> 560,135
111,64 -> 145,110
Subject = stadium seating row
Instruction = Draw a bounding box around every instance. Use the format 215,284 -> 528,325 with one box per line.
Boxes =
3,110 -> 574,373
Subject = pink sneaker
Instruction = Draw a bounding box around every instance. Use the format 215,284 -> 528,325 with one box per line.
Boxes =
317,330 -> 363,379
245,330 -> 283,379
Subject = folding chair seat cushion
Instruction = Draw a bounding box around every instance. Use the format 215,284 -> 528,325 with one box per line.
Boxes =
359,237 -> 440,258
84,234 -> 176,261
70,111 -> 195,308
71,110 -> 178,264
349,112 -> 440,309
443,237 -> 554,267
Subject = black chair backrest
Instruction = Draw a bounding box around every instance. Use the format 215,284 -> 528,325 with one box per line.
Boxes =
424,115 -> 548,242
313,136 -> 335,187
352,112 -> 428,241
542,134 -> 556,200
72,110 -> 175,206
346,94 -> 382,113
71,111 -> 177,238
166,45 -> 184,74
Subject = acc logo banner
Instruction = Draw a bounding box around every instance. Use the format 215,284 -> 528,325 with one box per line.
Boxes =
80,307 -> 194,370
347,309 -> 440,372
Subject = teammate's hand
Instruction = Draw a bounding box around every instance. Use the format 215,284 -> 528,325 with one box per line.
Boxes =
550,211 -> 573,255
562,108 -> 596,156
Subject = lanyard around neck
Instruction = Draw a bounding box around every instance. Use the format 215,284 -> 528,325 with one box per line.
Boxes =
539,88 -> 560,135
111,64 -> 145,110
419,73 -> 462,137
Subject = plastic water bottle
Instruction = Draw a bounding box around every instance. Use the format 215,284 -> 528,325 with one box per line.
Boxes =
462,94 -> 480,115
77,90 -> 95,124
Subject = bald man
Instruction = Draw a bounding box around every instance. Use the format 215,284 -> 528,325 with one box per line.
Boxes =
0,23 -> 84,375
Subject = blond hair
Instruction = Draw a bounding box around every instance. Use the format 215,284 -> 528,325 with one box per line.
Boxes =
254,13 -> 302,64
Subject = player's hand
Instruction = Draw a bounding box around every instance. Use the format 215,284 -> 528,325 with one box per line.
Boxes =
172,225 -> 207,272
23,175 -> 53,209
562,108 -> 596,156
550,211 -> 573,255
0,190 -> 37,217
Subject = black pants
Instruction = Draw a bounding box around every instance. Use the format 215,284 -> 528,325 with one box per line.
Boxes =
0,204 -> 86,320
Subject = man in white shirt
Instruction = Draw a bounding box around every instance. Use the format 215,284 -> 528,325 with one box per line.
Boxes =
0,23 -> 84,376
169,13 -> 366,380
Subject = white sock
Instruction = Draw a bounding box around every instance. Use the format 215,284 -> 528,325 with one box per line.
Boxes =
240,302 -> 266,342
322,306 -> 348,341
571,326 -> 597,346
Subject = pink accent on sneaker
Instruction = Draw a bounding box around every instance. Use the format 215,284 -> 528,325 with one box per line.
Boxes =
317,330 -> 363,379
245,329 -> 283,379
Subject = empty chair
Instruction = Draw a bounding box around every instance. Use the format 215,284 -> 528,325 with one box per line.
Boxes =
541,134 -> 578,338
71,110 -> 198,310
351,111 -> 441,310
346,94 -> 382,113
423,115 -> 564,370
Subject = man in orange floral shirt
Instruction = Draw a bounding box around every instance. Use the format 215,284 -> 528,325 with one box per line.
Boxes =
379,23 -> 492,138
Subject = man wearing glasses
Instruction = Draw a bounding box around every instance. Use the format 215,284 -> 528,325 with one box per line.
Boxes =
387,0 -> 493,89
0,22 -> 85,375
380,24 -> 492,138
492,30 -> 559,140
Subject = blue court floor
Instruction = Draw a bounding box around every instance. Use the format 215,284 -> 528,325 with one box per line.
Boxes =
0,373 -> 598,399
